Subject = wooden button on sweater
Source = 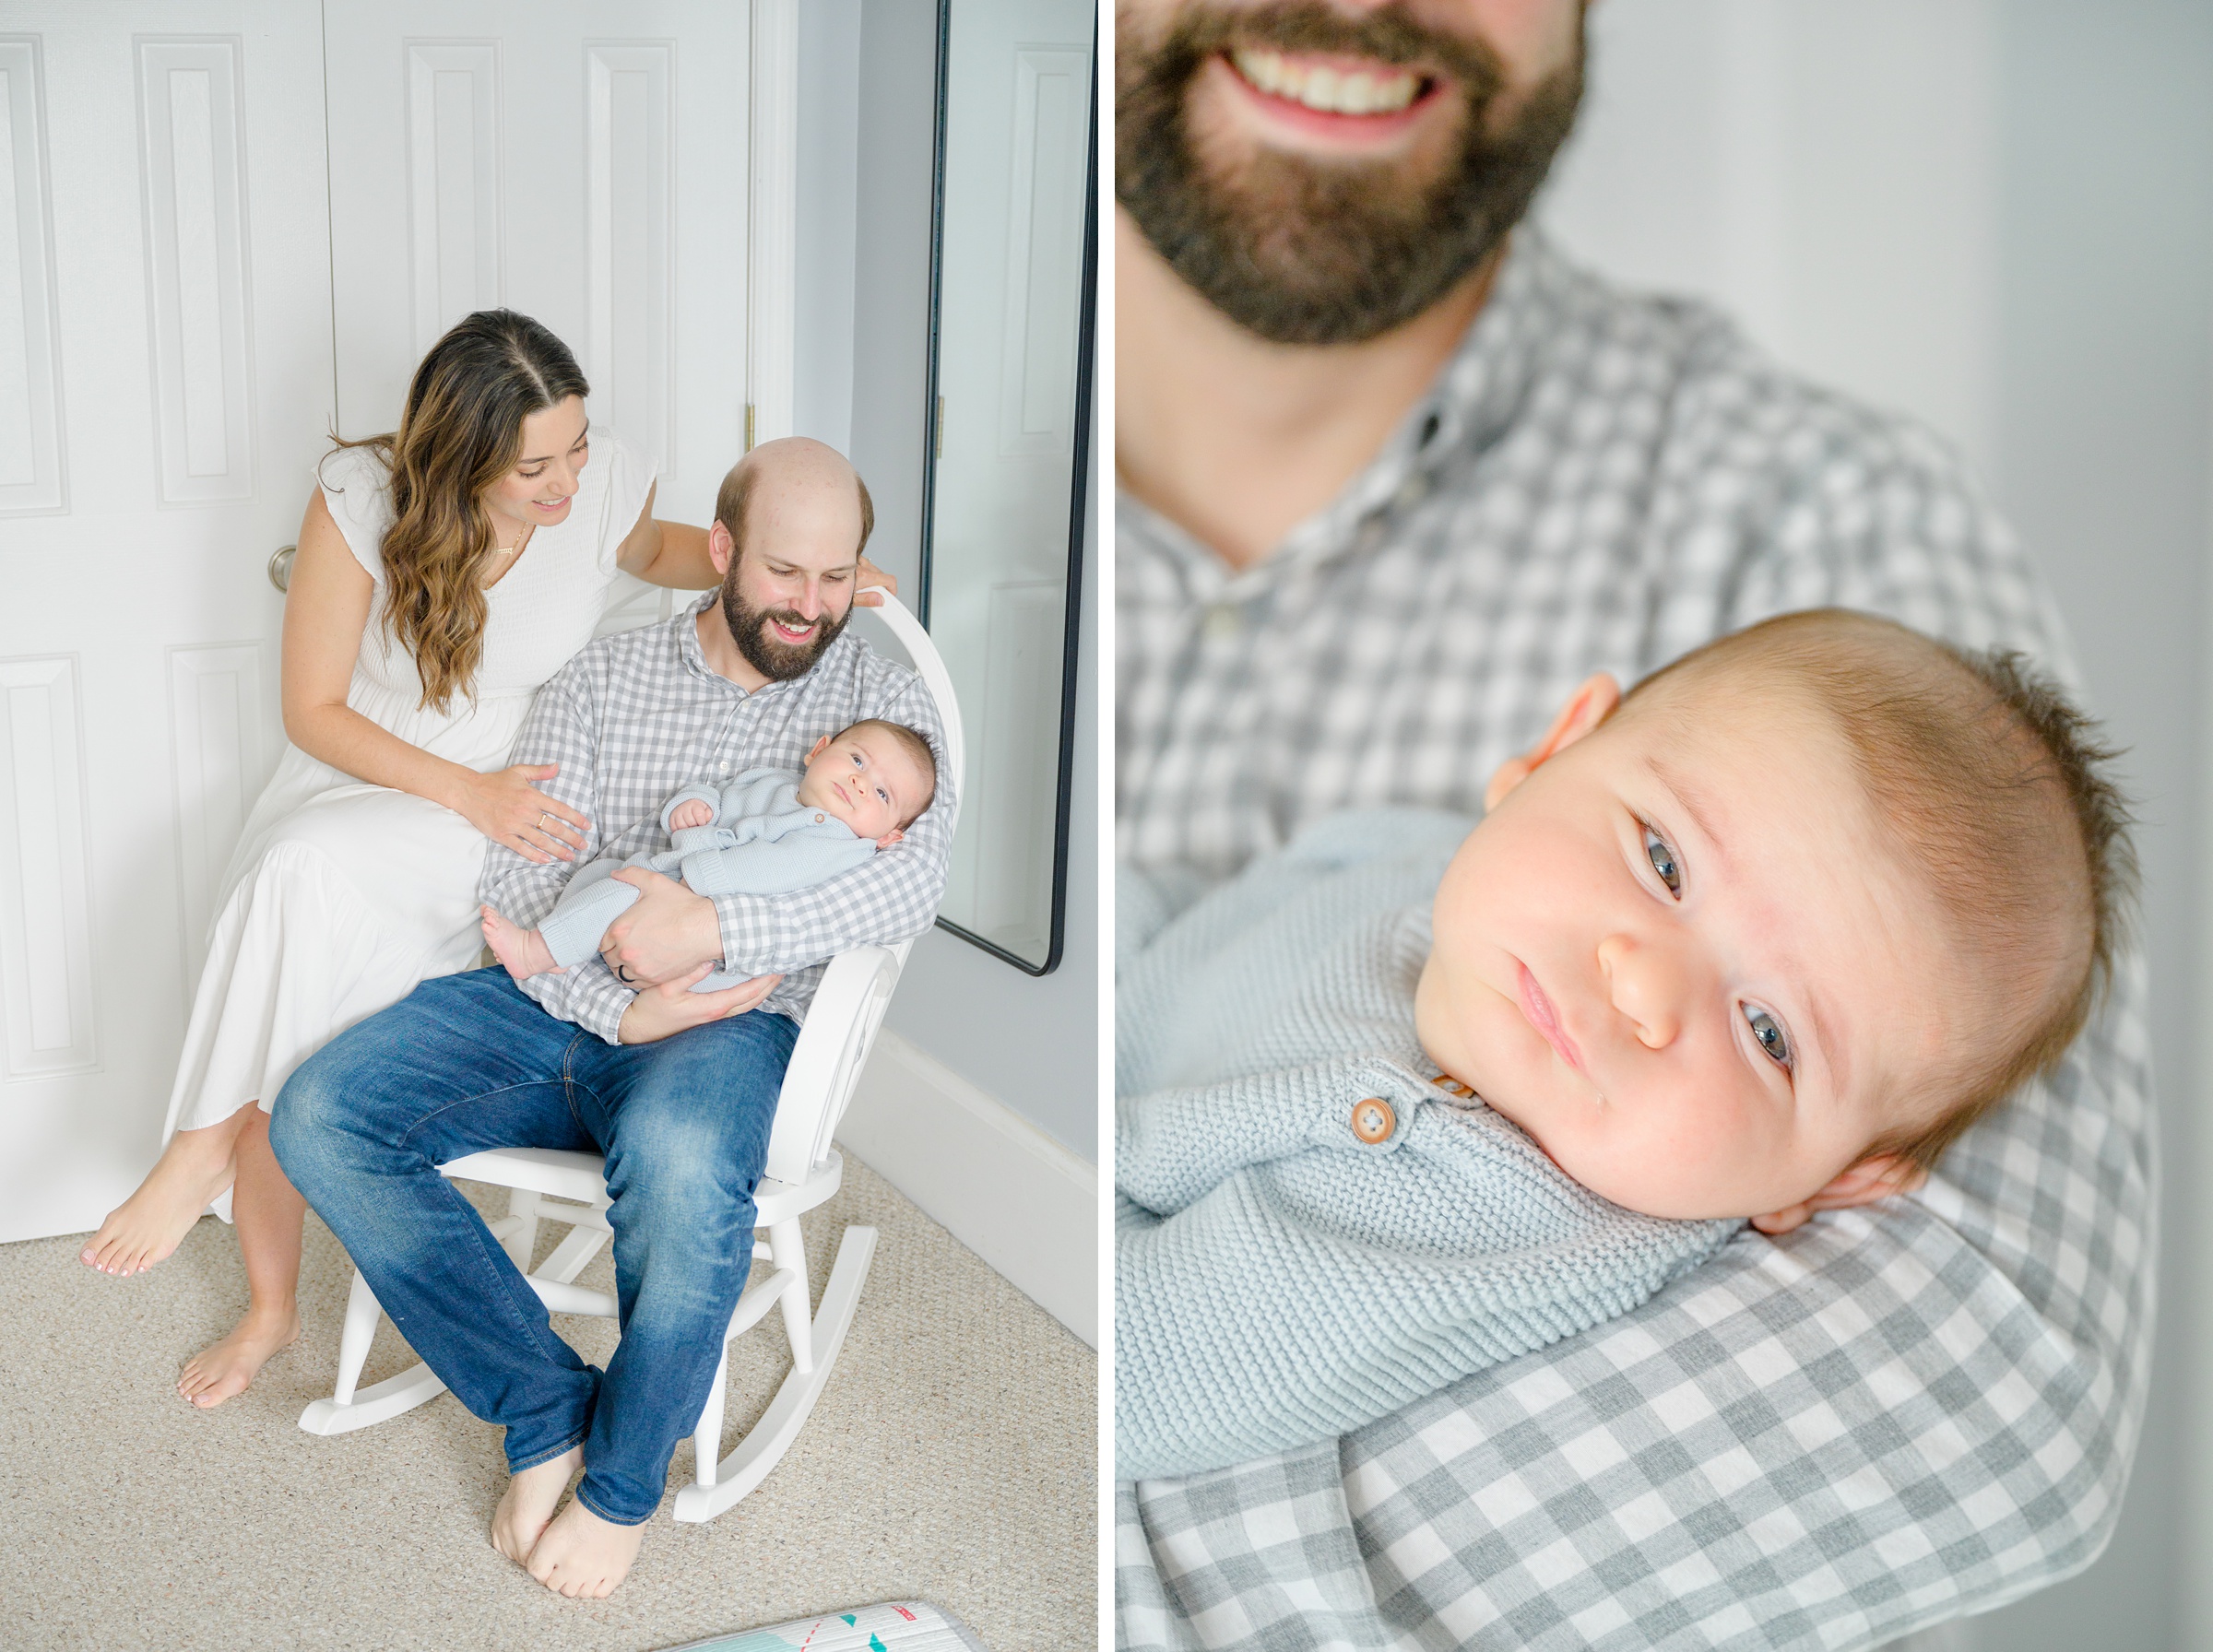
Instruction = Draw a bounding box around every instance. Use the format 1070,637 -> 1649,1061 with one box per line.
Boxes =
1351,1098 -> 1394,1144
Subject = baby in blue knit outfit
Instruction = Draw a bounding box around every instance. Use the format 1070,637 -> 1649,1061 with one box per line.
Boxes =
482,718 -> 935,992
1118,609 -> 2136,1476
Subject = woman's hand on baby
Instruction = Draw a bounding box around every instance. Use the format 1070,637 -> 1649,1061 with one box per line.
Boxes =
617,965 -> 784,1043
667,799 -> 715,831
457,763 -> 590,863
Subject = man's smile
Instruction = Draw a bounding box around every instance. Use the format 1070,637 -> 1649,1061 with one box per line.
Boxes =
1228,49 -> 1426,115
1213,48 -> 1443,148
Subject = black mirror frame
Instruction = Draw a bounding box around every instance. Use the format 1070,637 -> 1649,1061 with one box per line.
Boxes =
917,0 -> 1097,977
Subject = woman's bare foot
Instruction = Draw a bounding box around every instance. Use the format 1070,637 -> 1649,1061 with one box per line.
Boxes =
491,1446 -> 582,1566
527,1494 -> 646,1599
80,1125 -> 242,1276
176,1303 -> 300,1408
481,904 -> 559,984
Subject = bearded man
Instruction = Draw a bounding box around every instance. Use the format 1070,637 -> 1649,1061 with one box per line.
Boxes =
1115,5 -> 2152,1649
271,438 -> 955,1599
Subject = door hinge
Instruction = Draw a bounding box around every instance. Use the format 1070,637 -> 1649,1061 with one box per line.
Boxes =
745,402 -> 757,453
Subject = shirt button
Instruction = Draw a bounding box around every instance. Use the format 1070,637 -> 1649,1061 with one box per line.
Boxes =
814,812 -> 824,822
1203,603 -> 1240,641
1351,1097 -> 1395,1144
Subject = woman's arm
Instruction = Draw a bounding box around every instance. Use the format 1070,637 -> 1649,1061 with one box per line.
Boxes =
613,481 -> 718,588
280,488 -> 589,864
612,481 -> 900,603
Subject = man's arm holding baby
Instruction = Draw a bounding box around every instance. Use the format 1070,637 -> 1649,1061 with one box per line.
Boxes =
598,675 -> 957,988
479,666 -> 780,1044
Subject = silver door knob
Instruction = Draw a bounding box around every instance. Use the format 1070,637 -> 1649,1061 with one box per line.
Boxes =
268,544 -> 297,592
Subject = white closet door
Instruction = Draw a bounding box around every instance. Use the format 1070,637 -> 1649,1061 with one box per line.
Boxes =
321,0 -> 751,634
0,3 -> 333,1241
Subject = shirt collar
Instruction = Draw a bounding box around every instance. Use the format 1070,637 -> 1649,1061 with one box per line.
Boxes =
1120,230 -> 1568,593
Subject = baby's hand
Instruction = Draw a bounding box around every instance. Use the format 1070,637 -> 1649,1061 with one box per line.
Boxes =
668,799 -> 714,830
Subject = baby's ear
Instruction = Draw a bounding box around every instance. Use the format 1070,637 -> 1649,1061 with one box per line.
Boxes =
873,828 -> 905,849
807,734 -> 832,762
1748,1154 -> 1925,1235
1484,672 -> 1622,812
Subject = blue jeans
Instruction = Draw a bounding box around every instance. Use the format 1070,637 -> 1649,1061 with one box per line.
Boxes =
269,967 -> 799,1525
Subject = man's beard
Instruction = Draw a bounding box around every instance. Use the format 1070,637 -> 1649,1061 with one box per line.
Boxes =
720,581 -> 849,681
1116,2 -> 1584,346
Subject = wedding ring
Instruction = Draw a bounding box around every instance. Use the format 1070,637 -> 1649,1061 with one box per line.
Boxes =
614,963 -> 635,984
538,811 -> 550,830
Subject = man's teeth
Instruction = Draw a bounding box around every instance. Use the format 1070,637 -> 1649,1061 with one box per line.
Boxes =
1231,48 -> 1420,115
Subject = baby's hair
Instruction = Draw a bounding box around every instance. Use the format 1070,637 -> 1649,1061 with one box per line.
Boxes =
1626,608 -> 2136,1172
834,718 -> 938,827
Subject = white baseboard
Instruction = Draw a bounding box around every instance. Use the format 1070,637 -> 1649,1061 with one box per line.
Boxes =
834,1030 -> 1096,1347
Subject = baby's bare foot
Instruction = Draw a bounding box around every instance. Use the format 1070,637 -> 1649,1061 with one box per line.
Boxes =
491,1446 -> 582,1567
177,1304 -> 301,1409
481,904 -> 558,984
527,1493 -> 646,1599
80,1131 -> 238,1277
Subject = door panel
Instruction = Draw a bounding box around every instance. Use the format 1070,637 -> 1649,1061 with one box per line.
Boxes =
0,2 -> 754,1242
0,35 -> 66,515
322,2 -> 749,520
0,1 -> 332,1243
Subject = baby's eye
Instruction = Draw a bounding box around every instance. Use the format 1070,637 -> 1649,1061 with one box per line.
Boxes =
1642,825 -> 1681,895
875,786 -> 889,803
1745,1004 -> 1793,1069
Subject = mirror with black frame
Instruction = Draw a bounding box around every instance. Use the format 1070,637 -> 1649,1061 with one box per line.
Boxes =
920,0 -> 1095,974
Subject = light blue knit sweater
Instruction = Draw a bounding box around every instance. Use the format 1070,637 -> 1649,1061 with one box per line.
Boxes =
537,767 -> 876,988
1117,809 -> 1740,1480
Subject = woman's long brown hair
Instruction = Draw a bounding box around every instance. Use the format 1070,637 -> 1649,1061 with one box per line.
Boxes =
331,310 -> 589,712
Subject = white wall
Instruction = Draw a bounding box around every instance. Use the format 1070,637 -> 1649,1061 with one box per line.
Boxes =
1540,4 -> 2213,1647
794,0 -> 861,454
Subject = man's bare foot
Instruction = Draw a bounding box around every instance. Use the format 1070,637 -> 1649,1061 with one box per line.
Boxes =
527,1493 -> 646,1599
176,1304 -> 301,1409
481,904 -> 559,984
491,1446 -> 582,1567
80,1128 -> 240,1277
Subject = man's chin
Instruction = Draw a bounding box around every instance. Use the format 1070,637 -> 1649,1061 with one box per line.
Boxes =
741,629 -> 834,682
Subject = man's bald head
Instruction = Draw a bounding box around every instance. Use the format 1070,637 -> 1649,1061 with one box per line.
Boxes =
714,437 -> 876,570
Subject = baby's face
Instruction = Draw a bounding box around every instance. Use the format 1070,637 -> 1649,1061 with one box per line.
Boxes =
797,726 -> 929,844
1416,677 -> 1958,1227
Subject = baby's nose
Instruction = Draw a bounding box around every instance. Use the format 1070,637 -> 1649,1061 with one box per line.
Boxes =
1597,934 -> 1682,1050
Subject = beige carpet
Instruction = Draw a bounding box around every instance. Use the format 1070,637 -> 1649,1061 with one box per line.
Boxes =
0,1154 -> 1096,1651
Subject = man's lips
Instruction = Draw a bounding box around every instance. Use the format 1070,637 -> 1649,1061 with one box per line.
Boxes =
1213,49 -> 1442,146
1516,962 -> 1584,1074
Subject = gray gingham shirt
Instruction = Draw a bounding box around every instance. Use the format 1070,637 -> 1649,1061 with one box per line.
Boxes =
480,596 -> 953,1042
1117,235 -> 2155,1649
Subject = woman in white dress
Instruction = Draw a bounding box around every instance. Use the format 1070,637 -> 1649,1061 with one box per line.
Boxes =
77,310 -> 884,1408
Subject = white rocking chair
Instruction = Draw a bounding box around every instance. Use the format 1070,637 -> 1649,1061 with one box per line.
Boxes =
298,592 -> 963,1525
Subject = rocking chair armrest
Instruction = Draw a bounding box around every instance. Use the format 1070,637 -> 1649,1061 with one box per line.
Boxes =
763,942 -> 906,1186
